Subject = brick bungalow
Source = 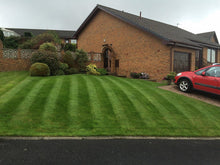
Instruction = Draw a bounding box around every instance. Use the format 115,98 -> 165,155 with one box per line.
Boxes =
73,5 -> 220,81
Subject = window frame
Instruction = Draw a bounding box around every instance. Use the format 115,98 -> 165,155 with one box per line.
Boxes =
207,48 -> 216,63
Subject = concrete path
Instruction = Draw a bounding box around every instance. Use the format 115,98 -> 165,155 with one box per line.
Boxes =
0,138 -> 220,165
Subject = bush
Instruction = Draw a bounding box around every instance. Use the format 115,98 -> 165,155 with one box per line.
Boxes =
31,50 -> 59,75
19,32 -> 60,49
59,62 -> 69,72
130,72 -> 140,78
62,51 -> 75,68
65,68 -> 79,75
3,36 -> 20,49
30,63 -> 50,76
86,64 -> 100,75
24,32 -> 33,37
39,42 -> 56,52
0,29 -> 4,42
164,72 -> 176,80
64,43 -> 76,52
76,49 -> 88,72
97,68 -> 108,75
55,69 -> 65,76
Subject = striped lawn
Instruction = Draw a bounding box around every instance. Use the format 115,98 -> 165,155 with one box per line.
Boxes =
0,71 -> 220,136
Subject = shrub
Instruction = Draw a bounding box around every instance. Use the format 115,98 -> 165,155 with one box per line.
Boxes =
86,64 -> 100,75
24,32 -> 33,37
64,43 -> 76,52
130,72 -> 140,78
59,62 -> 69,72
0,29 -> 4,42
97,68 -> 108,75
65,68 -> 79,75
76,49 -> 88,72
55,69 -> 65,76
19,32 -> 60,49
30,63 -> 50,76
31,50 -> 59,75
3,36 -> 20,49
39,42 -> 56,52
62,51 -> 75,68
164,72 -> 176,80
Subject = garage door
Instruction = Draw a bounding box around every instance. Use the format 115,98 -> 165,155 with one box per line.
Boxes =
174,51 -> 190,73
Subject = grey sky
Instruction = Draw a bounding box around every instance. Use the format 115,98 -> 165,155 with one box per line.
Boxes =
0,0 -> 220,38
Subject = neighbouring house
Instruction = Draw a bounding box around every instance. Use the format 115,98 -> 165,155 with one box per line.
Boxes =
0,28 -> 20,37
73,5 -> 220,81
5,28 -> 76,44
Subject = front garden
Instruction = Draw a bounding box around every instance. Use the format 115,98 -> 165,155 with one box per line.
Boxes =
0,71 -> 220,136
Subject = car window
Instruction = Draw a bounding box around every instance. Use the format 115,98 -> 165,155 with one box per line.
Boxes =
195,68 -> 207,75
206,67 -> 217,77
215,67 -> 220,78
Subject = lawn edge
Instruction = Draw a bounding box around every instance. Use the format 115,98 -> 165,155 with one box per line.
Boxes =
1,136 -> 220,140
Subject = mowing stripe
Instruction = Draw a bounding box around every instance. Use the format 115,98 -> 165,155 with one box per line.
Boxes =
107,76 -> 171,128
118,78 -> 193,128
25,77 -> 57,130
96,76 -> 130,130
0,76 -> 30,102
0,74 -> 28,97
103,76 -> 146,129
161,92 -> 220,130
84,76 -> 103,128
0,78 -> 40,128
77,75 -> 93,129
131,79 -> 219,132
41,77 -> 61,130
128,78 -> 198,128
8,78 -> 49,130
50,76 -> 71,130
87,76 -> 120,130
68,75 -> 79,129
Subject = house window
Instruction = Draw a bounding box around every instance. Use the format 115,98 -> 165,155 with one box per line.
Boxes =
70,39 -> 76,44
207,49 -> 216,63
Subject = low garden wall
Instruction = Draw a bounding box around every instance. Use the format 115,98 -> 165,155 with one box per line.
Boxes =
0,48 -> 63,72
0,48 -> 35,72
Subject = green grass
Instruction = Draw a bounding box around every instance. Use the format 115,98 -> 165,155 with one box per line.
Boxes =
0,71 -> 220,136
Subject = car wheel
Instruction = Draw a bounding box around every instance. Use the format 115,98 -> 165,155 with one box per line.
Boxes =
178,79 -> 192,93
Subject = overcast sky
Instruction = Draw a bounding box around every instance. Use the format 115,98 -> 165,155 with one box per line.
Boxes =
0,0 -> 220,38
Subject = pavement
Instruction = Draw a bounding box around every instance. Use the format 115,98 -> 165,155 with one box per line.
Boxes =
0,137 -> 220,165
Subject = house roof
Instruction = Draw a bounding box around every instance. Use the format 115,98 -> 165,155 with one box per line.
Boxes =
73,5 -> 220,49
7,28 -> 75,39
197,31 -> 219,44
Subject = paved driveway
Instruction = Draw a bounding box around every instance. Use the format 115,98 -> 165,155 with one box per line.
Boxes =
0,138 -> 220,165
159,85 -> 220,107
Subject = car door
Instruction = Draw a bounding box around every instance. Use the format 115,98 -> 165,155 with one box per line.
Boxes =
193,66 -> 219,94
215,66 -> 220,95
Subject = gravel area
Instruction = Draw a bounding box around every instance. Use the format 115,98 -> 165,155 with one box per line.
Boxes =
159,85 -> 220,107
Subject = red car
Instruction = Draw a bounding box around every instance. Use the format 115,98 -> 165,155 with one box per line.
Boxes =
174,64 -> 220,95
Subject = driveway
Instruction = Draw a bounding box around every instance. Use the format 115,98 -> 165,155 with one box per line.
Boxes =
159,85 -> 220,107
0,138 -> 220,165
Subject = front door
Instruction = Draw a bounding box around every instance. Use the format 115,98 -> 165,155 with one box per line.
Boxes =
103,49 -> 109,70
174,51 -> 190,73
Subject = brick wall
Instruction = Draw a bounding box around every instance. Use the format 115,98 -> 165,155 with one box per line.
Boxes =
0,48 -> 33,72
77,10 -> 172,81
